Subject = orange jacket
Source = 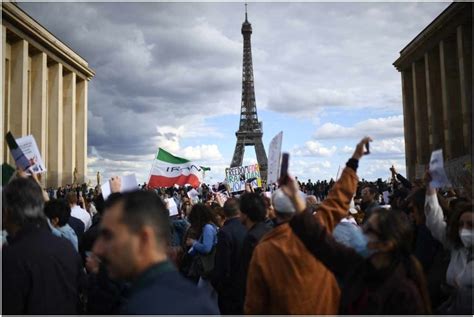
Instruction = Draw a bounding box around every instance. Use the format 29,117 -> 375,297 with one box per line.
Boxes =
244,166 -> 358,314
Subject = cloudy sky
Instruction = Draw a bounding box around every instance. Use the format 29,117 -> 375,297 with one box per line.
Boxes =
18,1 -> 450,184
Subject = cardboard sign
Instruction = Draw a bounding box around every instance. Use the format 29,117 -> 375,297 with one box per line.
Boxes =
225,164 -> 262,193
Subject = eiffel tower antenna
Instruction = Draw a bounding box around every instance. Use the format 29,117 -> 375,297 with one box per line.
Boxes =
230,5 -> 268,182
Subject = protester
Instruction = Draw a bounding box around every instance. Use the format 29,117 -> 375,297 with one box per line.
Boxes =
44,199 -> 79,251
306,194 -> 319,213
68,191 -> 92,231
244,138 -> 367,314
3,177 -> 85,314
424,173 -> 473,314
211,198 -> 247,314
238,191 -> 273,311
286,138 -> 432,314
92,190 -> 219,314
360,185 -> 380,223
185,203 -> 219,303
262,195 -> 276,227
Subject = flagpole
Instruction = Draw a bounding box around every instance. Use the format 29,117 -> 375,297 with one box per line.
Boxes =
146,148 -> 160,189
335,165 -> 341,181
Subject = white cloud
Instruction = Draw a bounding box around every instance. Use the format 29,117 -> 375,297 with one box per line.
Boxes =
315,115 -> 404,140
293,140 -> 337,157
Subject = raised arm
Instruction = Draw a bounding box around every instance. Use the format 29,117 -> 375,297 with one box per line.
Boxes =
314,137 -> 370,231
424,174 -> 448,248
290,209 -> 364,279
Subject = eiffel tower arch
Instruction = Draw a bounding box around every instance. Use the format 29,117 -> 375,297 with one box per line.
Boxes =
230,5 -> 268,182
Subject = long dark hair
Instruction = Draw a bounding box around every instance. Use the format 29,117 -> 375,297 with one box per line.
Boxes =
372,208 -> 432,314
187,204 -> 216,237
447,202 -> 473,249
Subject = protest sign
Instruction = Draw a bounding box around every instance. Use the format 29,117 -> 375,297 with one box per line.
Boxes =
267,131 -> 283,184
429,149 -> 451,189
165,198 -> 179,216
5,132 -> 31,172
101,174 -> 139,200
187,188 -> 199,200
16,135 -> 47,174
225,164 -> 262,192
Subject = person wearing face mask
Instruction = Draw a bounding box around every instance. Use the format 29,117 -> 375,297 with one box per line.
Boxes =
424,172 -> 473,314
289,203 -> 431,314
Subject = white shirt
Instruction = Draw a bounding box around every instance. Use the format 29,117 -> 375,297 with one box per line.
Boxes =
71,205 -> 92,232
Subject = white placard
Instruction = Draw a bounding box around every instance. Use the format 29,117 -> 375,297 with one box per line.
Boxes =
429,149 -> 451,189
165,198 -> 179,216
101,174 -> 139,200
267,131 -> 283,184
16,135 -> 46,174
187,188 -> 199,200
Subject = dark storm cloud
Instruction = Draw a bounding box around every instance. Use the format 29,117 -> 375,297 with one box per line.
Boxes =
16,2 -> 449,165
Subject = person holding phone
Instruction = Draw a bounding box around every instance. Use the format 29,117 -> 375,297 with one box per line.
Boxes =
244,137 -> 371,315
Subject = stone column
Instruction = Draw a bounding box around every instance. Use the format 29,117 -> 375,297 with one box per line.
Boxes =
457,24 -> 472,155
412,60 -> 430,172
2,26 -> 8,164
62,71 -> 76,185
440,37 -> 464,160
401,69 -> 416,181
76,79 -> 88,184
10,40 -> 28,138
424,49 -> 445,152
30,53 -> 48,164
47,63 -> 63,187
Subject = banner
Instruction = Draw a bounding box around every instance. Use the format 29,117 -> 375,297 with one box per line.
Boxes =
225,164 -> 262,192
148,148 -> 205,188
267,131 -> 283,184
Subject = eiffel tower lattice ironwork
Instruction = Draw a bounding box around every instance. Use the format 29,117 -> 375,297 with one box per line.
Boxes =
230,5 -> 268,182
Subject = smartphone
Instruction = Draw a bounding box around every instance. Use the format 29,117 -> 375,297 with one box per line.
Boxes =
279,153 -> 290,185
365,142 -> 370,154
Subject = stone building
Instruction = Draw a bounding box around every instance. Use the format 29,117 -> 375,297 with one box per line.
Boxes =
2,2 -> 95,187
393,2 -> 472,182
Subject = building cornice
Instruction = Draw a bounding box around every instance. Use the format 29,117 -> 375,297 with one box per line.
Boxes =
393,2 -> 471,71
2,2 -> 95,80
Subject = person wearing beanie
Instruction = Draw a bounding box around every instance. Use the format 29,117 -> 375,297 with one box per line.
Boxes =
244,137 -> 368,315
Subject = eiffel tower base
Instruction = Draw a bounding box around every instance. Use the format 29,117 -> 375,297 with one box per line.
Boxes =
231,136 -> 268,184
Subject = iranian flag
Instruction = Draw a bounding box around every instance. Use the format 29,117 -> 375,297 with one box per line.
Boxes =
148,148 -> 210,189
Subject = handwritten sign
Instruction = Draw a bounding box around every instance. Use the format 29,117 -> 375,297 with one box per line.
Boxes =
225,164 -> 262,193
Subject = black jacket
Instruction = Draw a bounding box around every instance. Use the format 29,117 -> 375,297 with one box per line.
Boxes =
211,217 -> 247,314
121,261 -> 219,314
2,223 -> 85,314
290,211 -> 427,314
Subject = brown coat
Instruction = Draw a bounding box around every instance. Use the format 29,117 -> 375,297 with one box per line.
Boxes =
244,167 -> 358,314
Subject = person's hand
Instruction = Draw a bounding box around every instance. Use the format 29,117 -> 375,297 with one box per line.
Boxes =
110,176 -> 121,193
215,192 -> 224,207
352,136 -> 373,160
279,174 -> 306,213
16,167 -> 28,179
85,254 -> 100,274
279,174 -> 300,199
390,165 -> 397,175
245,182 -> 253,193
424,170 -> 436,195
186,238 -> 195,247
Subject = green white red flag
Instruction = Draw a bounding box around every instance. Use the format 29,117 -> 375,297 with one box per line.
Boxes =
148,148 -> 210,188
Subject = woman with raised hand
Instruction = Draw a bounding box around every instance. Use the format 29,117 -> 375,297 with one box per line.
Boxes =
287,137 -> 431,314
424,171 -> 473,314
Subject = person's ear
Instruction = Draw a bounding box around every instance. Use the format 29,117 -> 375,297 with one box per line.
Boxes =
138,226 -> 155,251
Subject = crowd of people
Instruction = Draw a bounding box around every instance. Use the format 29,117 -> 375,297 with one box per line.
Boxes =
2,137 -> 473,314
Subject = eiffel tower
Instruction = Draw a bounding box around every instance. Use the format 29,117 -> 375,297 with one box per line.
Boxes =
230,5 -> 268,182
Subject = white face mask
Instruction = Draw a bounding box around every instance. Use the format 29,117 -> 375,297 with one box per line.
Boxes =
459,229 -> 473,248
